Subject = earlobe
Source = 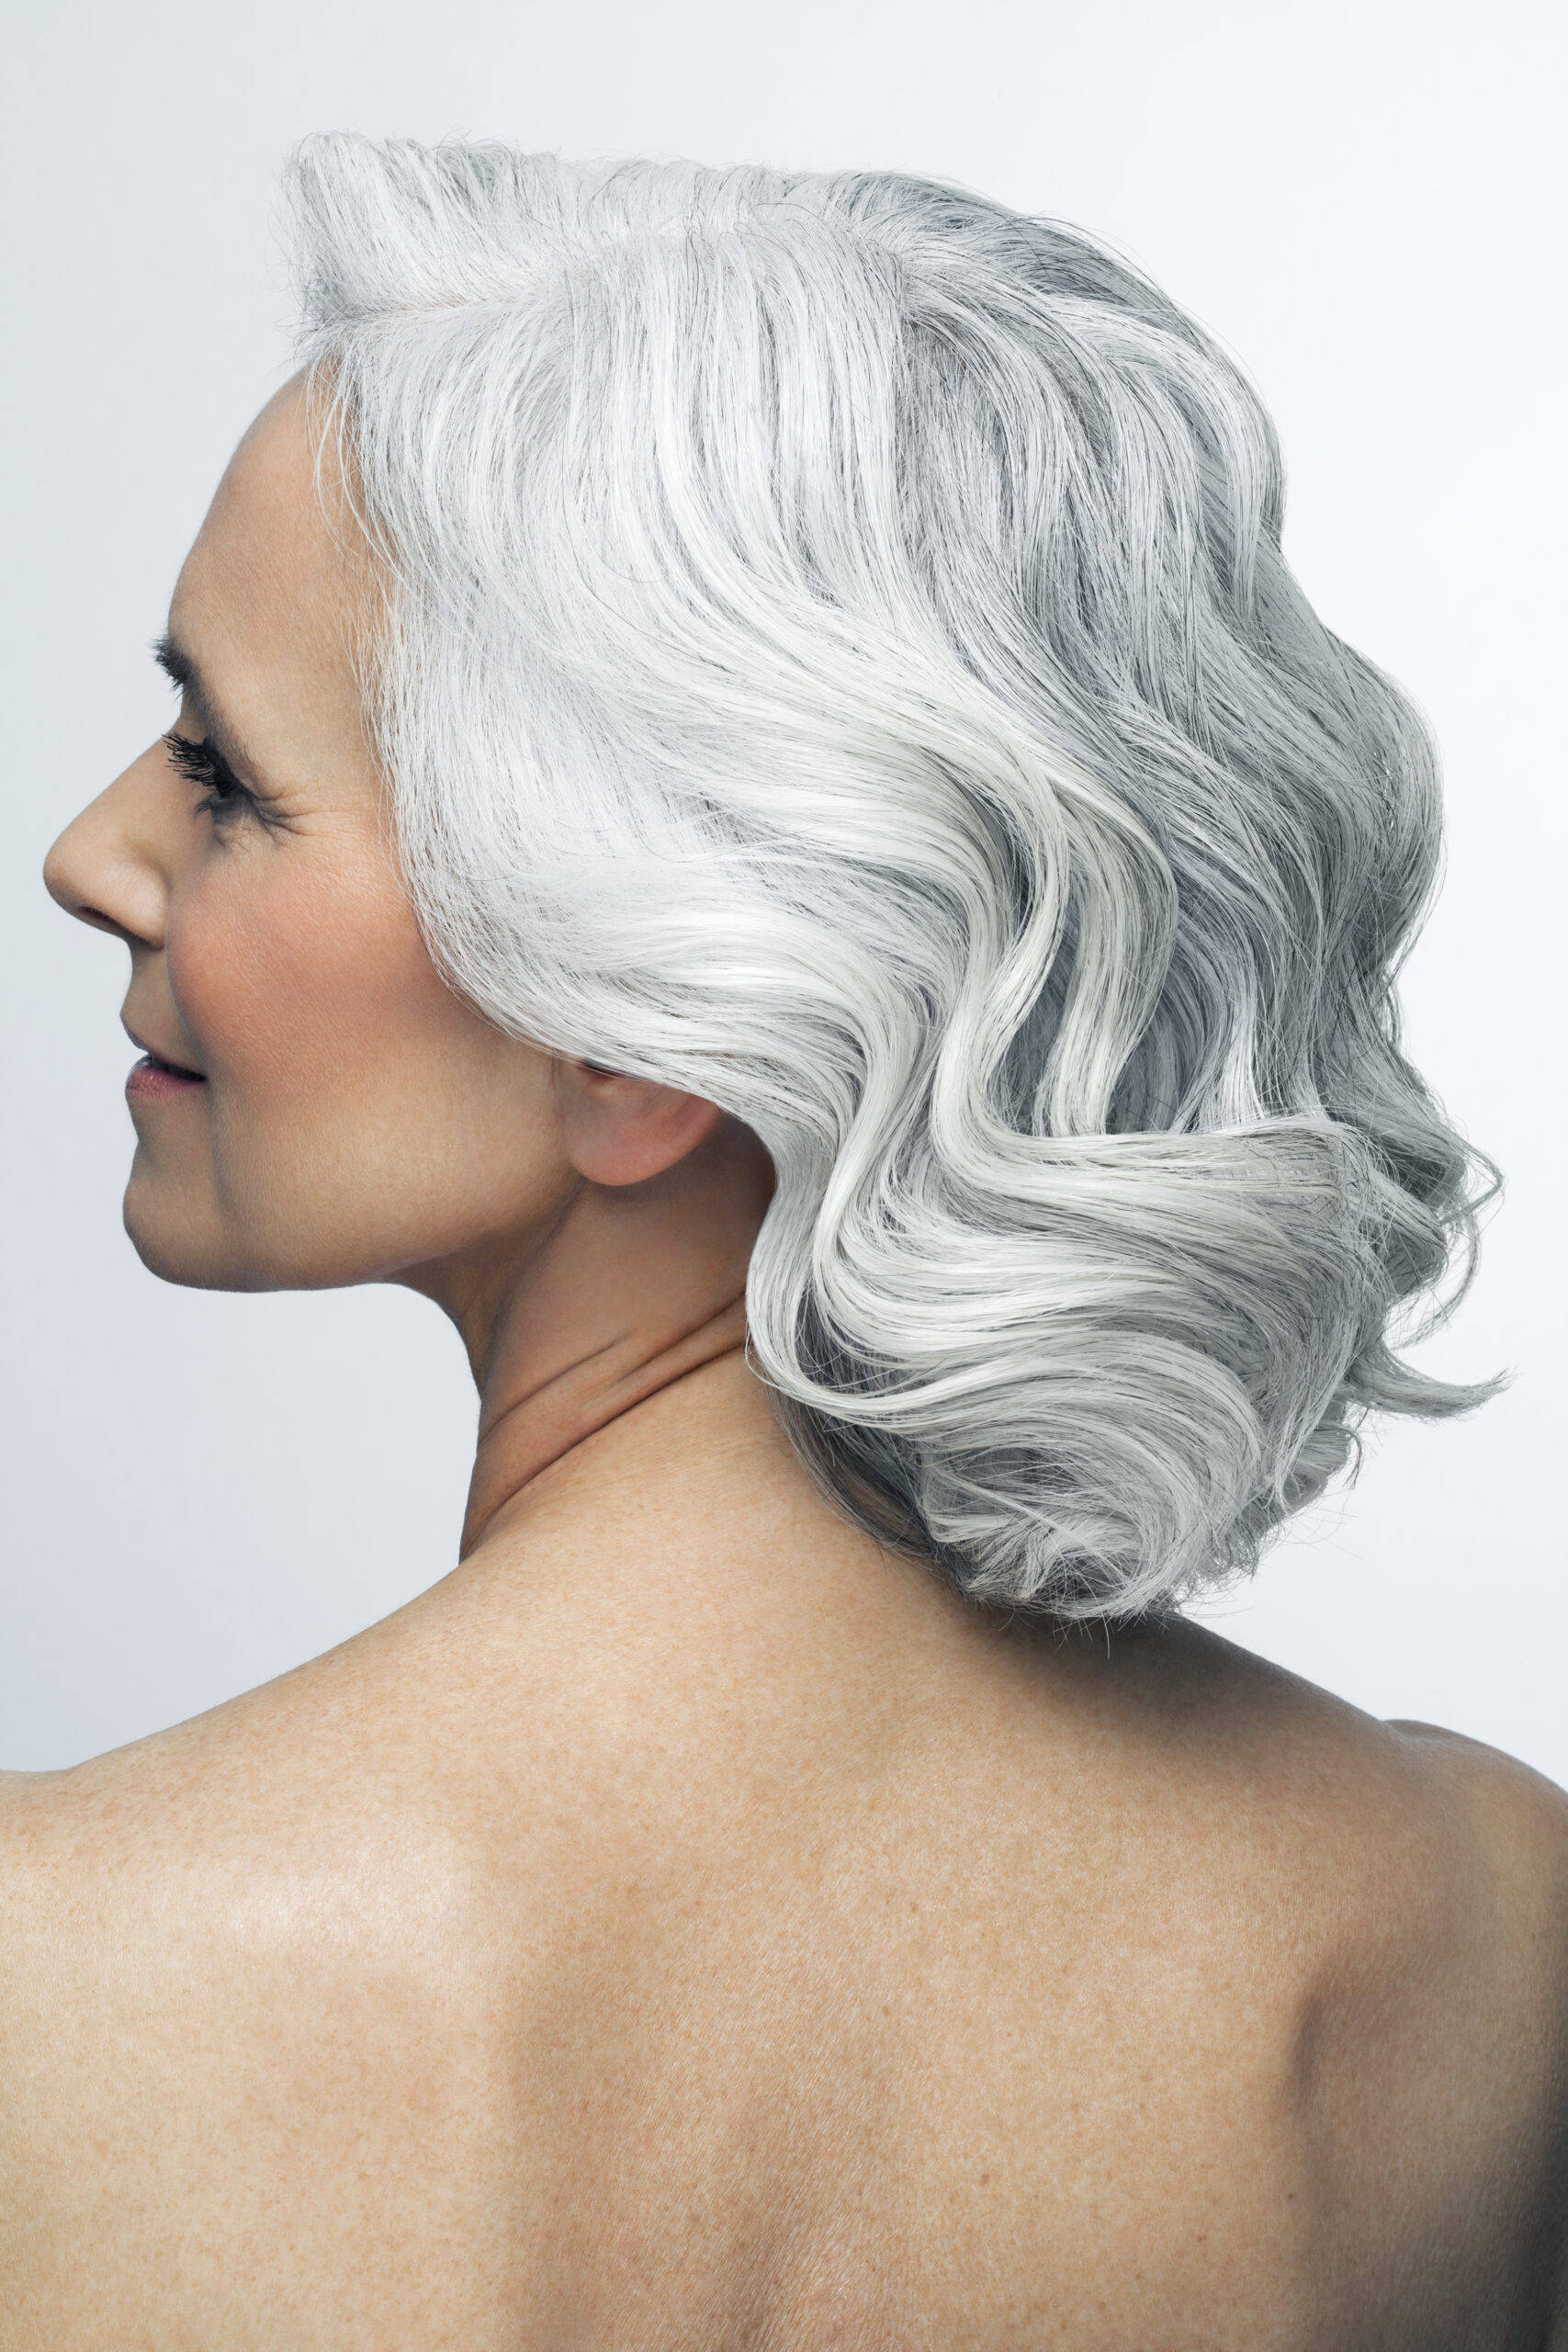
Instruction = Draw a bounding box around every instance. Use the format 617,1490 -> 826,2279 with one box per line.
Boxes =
558,1060 -> 725,1187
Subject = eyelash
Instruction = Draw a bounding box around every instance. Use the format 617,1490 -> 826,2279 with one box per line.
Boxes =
164,729 -> 256,820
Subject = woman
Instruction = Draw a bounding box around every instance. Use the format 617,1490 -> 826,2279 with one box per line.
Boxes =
6,135 -> 1565,2346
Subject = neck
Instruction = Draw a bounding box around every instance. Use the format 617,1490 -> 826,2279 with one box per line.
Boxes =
404,1115 -> 775,1558
459,1294 -> 751,1555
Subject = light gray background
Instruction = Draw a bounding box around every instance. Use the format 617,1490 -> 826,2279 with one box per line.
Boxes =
3,0 -> 1562,1777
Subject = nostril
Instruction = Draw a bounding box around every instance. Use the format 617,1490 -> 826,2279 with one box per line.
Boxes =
48,885 -> 129,937
43,790 -> 167,946
42,839 -> 94,921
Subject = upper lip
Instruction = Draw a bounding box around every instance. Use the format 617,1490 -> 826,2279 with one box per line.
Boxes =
124,1023 -> 206,1080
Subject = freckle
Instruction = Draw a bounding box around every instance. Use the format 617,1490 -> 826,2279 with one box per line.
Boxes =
979,2172 -> 990,2187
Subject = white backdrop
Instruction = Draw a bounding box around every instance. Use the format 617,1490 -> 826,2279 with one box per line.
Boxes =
3,0 -> 1562,1780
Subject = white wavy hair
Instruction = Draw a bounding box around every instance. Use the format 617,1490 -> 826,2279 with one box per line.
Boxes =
287,133 -> 1496,1619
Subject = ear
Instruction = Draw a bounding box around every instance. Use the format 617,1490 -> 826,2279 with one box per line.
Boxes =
555,1059 -> 725,1187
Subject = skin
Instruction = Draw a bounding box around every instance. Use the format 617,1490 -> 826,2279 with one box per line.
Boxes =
3,378 -> 1566,2349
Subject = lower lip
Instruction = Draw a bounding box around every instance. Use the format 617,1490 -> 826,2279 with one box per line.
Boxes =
127,1055 -> 208,1102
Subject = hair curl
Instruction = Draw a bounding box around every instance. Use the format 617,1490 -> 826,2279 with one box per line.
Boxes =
287,133 -> 1497,1618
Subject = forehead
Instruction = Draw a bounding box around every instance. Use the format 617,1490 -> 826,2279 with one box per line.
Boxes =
168,378 -> 370,762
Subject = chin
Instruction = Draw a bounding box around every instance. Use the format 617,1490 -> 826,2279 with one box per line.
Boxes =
124,1170 -> 411,1295
122,1178 -> 272,1294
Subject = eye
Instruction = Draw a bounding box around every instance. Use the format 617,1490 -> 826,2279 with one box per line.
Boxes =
164,729 -> 257,820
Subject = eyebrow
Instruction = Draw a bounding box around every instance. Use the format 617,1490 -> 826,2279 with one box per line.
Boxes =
152,631 -> 258,774
153,630 -> 213,720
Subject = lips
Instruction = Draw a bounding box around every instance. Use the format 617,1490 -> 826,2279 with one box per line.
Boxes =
124,1024 -> 208,1101
127,1052 -> 208,1101
124,1023 -> 204,1079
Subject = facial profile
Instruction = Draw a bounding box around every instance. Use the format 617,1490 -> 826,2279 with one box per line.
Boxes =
42,379 -> 726,1304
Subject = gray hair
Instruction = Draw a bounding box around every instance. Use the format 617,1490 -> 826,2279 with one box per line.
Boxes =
287,133 -> 1496,1619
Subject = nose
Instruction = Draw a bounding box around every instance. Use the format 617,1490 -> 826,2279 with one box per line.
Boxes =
44,743 -> 173,949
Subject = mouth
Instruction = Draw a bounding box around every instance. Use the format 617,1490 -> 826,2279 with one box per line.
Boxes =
125,1026 -> 207,1101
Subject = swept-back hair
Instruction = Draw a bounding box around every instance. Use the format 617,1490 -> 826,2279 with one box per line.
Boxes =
287,133 -> 1496,1617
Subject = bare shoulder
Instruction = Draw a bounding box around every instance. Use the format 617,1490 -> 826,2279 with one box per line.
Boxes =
0,1765 -> 88,2293
1382,1713 -> 1568,2018
0,1656 -> 527,2347
0,1762 -> 82,1999
1383,1709 -> 1568,1904
1326,1701 -> 1568,2108
1137,1620 -> 1568,1932
1146,1629 -> 1568,2341
1379,1714 -> 1568,2343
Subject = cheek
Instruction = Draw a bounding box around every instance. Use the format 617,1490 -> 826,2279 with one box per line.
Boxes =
170,840 -> 429,1093
166,840 -> 561,1268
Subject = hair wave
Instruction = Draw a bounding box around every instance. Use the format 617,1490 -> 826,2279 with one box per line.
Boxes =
286,133 -> 1498,1617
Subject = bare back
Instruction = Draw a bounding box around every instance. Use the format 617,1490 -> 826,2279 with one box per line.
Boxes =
5,1386 -> 1566,2349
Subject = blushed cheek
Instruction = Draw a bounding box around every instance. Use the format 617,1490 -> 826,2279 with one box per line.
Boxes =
167,849 -> 444,1110
162,843 -> 555,1272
